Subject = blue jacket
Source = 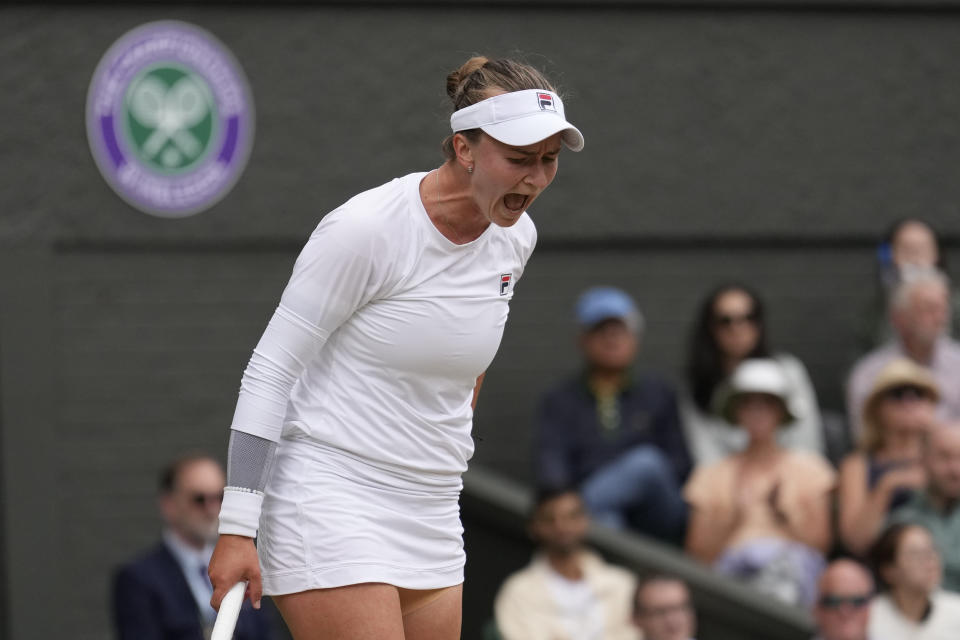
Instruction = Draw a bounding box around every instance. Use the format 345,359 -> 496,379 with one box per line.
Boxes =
112,542 -> 273,640
536,371 -> 692,490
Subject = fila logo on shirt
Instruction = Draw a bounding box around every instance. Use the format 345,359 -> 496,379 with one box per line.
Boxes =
500,273 -> 512,296
537,92 -> 556,112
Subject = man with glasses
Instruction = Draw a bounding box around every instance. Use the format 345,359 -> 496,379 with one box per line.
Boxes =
632,575 -> 696,640
812,559 -> 874,640
112,453 -> 273,639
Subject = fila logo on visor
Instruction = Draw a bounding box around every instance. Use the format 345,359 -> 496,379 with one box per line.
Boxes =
537,92 -> 556,112
500,273 -> 512,296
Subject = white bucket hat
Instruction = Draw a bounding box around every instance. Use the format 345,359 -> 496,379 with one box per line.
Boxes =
716,358 -> 797,425
450,89 -> 584,151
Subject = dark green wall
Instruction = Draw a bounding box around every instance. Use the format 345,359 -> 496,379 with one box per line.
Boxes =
5,3 -> 960,639
8,5 -> 960,244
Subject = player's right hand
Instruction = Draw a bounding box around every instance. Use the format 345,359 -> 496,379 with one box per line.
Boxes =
209,534 -> 262,610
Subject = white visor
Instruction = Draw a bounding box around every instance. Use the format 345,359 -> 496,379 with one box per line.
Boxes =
450,89 -> 584,152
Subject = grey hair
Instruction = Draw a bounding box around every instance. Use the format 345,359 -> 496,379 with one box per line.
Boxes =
889,266 -> 950,313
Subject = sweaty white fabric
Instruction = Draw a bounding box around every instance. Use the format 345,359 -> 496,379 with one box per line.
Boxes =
219,172 -> 536,537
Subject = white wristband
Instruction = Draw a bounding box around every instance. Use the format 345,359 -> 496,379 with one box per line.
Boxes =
218,487 -> 264,538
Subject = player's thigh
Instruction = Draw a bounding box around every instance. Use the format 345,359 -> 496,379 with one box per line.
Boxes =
399,584 -> 463,640
273,582 -> 405,640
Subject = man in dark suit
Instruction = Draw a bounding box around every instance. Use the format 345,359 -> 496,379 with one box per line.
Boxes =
113,453 -> 273,640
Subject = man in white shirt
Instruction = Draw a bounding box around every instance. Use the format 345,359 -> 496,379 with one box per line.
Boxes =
113,454 -> 272,640
632,574 -> 697,640
494,489 -> 639,640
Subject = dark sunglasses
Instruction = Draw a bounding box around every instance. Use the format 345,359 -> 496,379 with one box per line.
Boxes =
188,491 -> 224,508
818,594 -> 872,610
884,385 -> 931,402
712,311 -> 759,328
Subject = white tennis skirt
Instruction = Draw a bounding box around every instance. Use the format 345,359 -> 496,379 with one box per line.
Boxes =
257,434 -> 466,595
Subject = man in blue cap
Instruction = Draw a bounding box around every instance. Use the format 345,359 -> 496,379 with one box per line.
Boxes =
535,286 -> 690,543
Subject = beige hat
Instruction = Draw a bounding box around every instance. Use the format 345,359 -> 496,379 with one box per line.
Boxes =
717,358 -> 797,426
861,358 -> 939,450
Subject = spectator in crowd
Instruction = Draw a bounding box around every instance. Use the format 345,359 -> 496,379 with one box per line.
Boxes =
860,219 -> 945,350
884,219 -> 942,274
684,359 -> 834,607
888,423 -> 960,592
847,267 -> 960,437
113,454 -> 272,640
680,283 -> 823,466
868,523 -> 960,639
838,358 -> 938,555
536,286 -> 690,542
494,488 -> 640,640
633,574 -> 697,640
811,558 -> 875,640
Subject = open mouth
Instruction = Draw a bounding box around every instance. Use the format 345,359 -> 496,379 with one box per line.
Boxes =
503,193 -> 529,213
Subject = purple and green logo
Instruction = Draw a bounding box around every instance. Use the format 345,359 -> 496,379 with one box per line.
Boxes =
86,21 -> 254,218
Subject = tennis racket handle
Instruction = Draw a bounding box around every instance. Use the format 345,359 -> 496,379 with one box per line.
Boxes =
211,581 -> 247,640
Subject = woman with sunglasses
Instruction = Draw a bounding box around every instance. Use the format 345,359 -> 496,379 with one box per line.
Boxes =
680,284 -> 823,466
868,522 -> 960,639
838,359 -> 939,556
207,56 -> 584,640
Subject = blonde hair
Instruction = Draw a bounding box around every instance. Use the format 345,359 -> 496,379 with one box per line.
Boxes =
860,400 -> 887,453
441,56 -> 559,159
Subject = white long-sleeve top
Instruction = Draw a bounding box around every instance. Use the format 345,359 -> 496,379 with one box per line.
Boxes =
219,172 -> 537,536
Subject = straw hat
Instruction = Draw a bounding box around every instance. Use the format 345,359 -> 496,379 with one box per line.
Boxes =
716,358 -> 797,426
861,358 -> 939,450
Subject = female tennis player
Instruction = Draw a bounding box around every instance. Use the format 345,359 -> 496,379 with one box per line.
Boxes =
208,56 -> 584,639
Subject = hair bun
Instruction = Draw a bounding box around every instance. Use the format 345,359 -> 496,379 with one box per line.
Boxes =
440,56 -> 558,160
446,56 -> 489,100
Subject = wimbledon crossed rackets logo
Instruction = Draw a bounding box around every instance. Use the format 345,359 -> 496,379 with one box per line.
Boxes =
87,21 -> 254,218
125,67 -> 215,172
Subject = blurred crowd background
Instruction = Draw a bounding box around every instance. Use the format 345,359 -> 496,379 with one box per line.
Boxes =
6,1 -> 960,639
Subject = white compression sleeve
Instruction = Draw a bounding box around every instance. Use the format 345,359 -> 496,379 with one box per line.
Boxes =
218,210 -> 387,537
218,303 -> 328,537
230,303 -> 329,442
